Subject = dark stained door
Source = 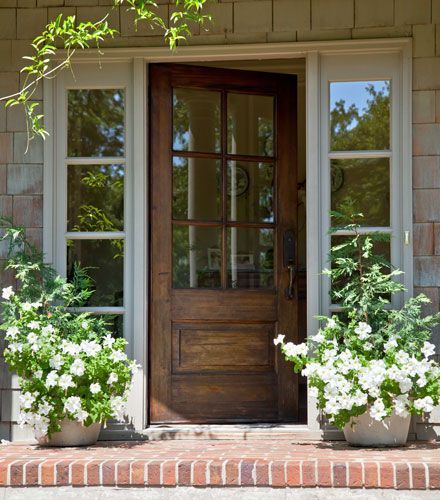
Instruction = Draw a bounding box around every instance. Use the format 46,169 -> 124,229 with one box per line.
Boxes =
150,64 -> 298,423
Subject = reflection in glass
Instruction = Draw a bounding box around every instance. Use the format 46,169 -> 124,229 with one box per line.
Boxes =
68,164 -> 124,232
227,161 -> 274,223
331,158 -> 390,227
173,225 -> 221,288
95,314 -> 123,339
67,239 -> 123,307
67,89 -> 125,157
172,157 -> 221,221
227,93 -> 274,157
227,227 -> 274,289
330,81 -> 390,151
173,88 -> 221,152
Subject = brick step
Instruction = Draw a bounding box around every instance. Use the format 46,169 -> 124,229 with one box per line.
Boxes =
0,441 -> 438,490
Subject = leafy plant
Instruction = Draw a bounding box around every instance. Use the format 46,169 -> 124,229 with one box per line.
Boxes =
275,211 -> 440,429
0,218 -> 139,439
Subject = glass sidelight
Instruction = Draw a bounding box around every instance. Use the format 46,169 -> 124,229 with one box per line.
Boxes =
171,88 -> 277,289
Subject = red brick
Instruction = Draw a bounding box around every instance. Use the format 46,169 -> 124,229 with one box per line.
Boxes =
380,462 -> 394,488
116,460 -> 130,486
9,461 -> 24,486
411,462 -> 427,489
162,460 -> 176,486
286,461 -> 301,486
193,460 -> 207,486
413,223 -> 434,255
131,461 -> 145,486
41,460 -> 56,486
177,460 -> 192,486
364,462 -> 379,488
0,461 -> 8,486
225,459 -> 239,486
147,461 -> 161,486
255,461 -> 269,486
428,463 -> 440,489
349,462 -> 363,488
271,461 -> 285,487
56,461 -> 70,486
333,462 -> 347,487
396,463 -> 410,490
71,461 -> 86,486
25,461 -> 41,486
302,460 -> 316,487
209,460 -> 223,486
317,460 -> 331,487
86,460 -> 100,486
102,460 -> 116,486
240,460 -> 255,486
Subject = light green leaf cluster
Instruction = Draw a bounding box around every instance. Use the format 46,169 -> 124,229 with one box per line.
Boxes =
0,218 -> 139,439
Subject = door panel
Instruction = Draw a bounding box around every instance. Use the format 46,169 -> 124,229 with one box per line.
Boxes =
150,64 -> 298,423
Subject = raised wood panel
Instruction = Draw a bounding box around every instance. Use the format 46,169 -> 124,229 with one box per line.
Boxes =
172,323 -> 274,373
172,289 -> 277,322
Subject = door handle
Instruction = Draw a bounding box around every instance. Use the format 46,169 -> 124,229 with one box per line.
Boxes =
283,230 -> 296,300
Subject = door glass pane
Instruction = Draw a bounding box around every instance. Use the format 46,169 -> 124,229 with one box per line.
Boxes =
331,158 -> 390,226
227,227 -> 274,289
227,93 -> 274,157
95,314 -> 124,339
173,157 -> 221,221
67,89 -> 125,157
67,239 -> 124,307
173,88 -> 221,153
67,164 -> 124,232
173,225 -> 221,288
330,81 -> 390,151
227,161 -> 274,223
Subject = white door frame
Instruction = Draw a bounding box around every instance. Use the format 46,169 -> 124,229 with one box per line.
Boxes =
43,38 -> 412,435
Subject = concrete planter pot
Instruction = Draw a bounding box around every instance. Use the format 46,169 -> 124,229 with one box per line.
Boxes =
343,411 -> 411,447
37,419 -> 101,447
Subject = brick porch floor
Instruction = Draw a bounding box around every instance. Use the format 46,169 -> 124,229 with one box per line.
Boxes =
0,440 -> 439,490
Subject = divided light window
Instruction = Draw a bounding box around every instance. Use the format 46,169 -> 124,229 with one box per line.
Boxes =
65,89 -> 125,337
328,80 -> 392,310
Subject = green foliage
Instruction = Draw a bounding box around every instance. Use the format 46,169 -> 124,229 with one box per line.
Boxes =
0,218 -> 138,438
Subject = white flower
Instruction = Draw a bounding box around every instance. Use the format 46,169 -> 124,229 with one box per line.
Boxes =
28,321 -> 40,330
414,396 -> 434,413
107,372 -> 118,385
273,334 -> 285,346
399,378 -> 413,393
81,321 -> 89,330
41,325 -> 54,335
61,340 -> 80,356
284,342 -> 308,358
8,342 -> 23,353
80,340 -> 101,357
417,376 -> 427,388
384,337 -> 398,351
70,358 -> 85,377
395,350 -> 410,365
64,396 -> 82,414
110,396 -> 127,421
49,354 -> 64,370
2,286 -> 14,300
34,370 -> 43,379
90,383 -> 101,394
38,401 -> 52,416
309,386 -> 319,398
301,362 -> 320,377
75,409 -> 89,422
58,374 -> 75,390
327,318 -> 337,329
313,331 -> 325,344
103,334 -> 115,348
421,342 -> 436,359
394,394 -> 410,418
355,322 -> 372,340
45,371 -> 59,388
21,302 -> 33,311
363,342 -> 373,351
19,392 -> 36,410
27,332 -> 38,345
110,350 -> 127,362
130,362 -> 141,375
370,398 -> 387,421
5,326 -> 19,339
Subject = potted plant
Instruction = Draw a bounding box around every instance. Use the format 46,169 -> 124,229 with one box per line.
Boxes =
275,211 -> 440,446
0,221 -> 139,446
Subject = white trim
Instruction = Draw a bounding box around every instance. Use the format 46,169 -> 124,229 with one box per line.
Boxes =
43,38 -> 412,435
65,232 -> 125,240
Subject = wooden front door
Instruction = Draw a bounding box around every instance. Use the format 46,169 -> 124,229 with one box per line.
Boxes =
150,64 -> 298,423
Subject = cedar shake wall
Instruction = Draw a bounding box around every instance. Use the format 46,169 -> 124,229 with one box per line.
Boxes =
0,0 -> 439,440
